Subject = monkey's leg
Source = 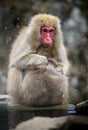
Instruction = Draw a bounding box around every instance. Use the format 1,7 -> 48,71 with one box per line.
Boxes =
20,65 -> 68,106
20,67 -> 49,106
7,67 -> 23,104
45,71 -> 68,105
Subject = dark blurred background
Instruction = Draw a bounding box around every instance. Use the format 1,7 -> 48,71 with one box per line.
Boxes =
0,0 -> 88,104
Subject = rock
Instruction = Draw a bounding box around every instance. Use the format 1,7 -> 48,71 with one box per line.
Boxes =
14,116 -> 88,130
76,100 -> 88,115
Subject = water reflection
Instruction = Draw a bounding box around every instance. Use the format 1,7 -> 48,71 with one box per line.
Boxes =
0,105 -> 9,130
0,103 -> 76,130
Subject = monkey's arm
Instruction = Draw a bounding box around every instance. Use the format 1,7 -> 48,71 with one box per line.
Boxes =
57,43 -> 70,75
9,27 -> 48,70
10,53 -> 48,70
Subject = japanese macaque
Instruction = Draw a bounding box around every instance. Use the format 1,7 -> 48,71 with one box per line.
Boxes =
7,14 -> 70,106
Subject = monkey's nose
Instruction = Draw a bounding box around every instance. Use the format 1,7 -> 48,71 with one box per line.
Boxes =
46,34 -> 51,40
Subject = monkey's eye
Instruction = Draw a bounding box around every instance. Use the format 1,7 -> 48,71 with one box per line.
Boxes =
41,29 -> 55,33
40,27 -> 56,35
49,29 -> 55,32
42,29 -> 48,33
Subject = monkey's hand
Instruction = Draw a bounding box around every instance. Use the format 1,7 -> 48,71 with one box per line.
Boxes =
56,62 -> 64,74
48,58 -> 59,67
48,58 -> 64,74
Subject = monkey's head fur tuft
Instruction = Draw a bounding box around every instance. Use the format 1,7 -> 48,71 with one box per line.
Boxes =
30,13 -> 60,28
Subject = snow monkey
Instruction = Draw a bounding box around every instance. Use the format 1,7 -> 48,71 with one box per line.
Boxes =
7,14 -> 70,106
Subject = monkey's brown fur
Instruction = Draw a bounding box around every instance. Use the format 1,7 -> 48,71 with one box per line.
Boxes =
7,14 -> 70,106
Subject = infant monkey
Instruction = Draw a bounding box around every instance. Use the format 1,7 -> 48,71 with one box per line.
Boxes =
7,13 -> 70,106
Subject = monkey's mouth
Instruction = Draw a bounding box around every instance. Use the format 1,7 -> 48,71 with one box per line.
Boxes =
42,37 -> 53,47
44,38 -> 53,45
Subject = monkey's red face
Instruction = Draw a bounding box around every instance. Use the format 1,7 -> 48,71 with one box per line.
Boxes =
40,27 -> 55,46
